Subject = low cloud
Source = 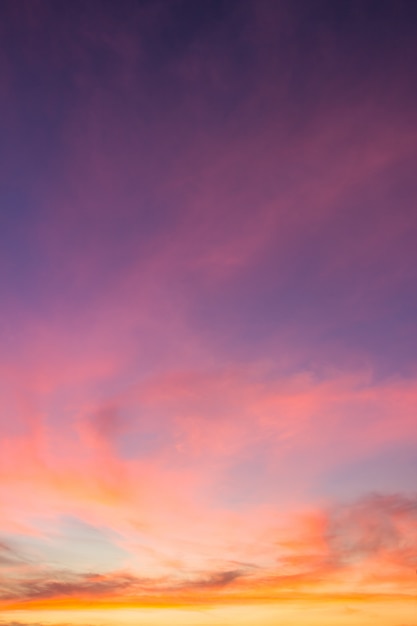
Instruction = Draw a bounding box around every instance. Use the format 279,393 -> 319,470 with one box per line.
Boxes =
1,493 -> 415,606
326,493 -> 417,567
177,569 -> 244,590
0,542 -> 25,567
0,567 -> 245,603
0,571 -> 143,602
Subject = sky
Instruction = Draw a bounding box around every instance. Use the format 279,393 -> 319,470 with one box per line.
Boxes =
0,1 -> 416,625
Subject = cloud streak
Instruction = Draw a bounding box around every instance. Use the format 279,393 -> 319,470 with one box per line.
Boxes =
1,492 -> 416,611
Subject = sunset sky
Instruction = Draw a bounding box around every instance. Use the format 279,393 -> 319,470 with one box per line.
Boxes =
1,1 -> 416,625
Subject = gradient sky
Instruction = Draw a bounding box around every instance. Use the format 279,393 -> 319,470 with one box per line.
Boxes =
1,1 -> 417,625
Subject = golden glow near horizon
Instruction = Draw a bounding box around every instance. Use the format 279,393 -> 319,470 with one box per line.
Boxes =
3,597 -> 417,626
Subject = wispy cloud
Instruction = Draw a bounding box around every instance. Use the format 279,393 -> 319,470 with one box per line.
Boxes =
1,492 -> 416,609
